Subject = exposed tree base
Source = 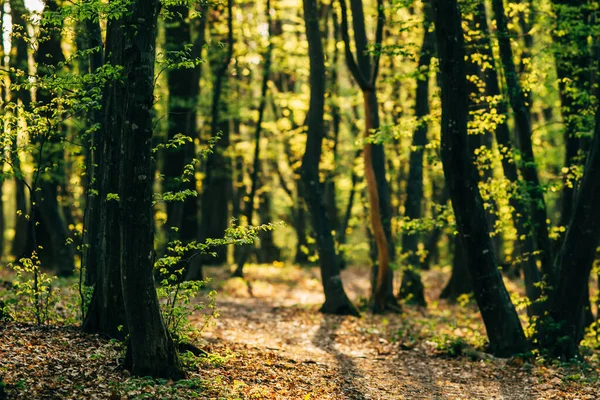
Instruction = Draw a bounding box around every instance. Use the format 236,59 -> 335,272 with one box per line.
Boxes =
398,269 -> 427,307
370,296 -> 403,314
124,340 -> 185,380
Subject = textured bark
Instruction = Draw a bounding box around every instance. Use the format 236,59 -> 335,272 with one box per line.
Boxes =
104,0 -> 183,378
432,0 -> 529,357
541,97 -> 600,359
398,10 -> 434,306
492,0 -> 553,284
199,0 -> 235,266
301,0 -> 358,316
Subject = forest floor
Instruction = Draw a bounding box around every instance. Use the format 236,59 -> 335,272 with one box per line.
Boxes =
1,264 -> 600,399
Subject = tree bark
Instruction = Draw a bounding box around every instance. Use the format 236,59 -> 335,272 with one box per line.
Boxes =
105,0 -> 183,378
541,96 -> 600,359
432,0 -> 529,357
301,0 -> 358,317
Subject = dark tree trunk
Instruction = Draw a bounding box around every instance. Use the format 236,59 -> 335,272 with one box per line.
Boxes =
9,0 -> 30,259
473,1 -> 542,316
551,0 -> 593,243
432,0 -> 529,357
492,0 -> 553,284
301,0 -> 358,317
28,0 -> 74,277
78,14 -> 104,286
82,2 -> 126,340
234,0 -> 273,277
440,236 -> 472,301
293,181 -> 311,265
257,186 -> 280,263
541,97 -> 600,360
199,0 -> 235,266
164,5 -> 205,244
104,0 -> 183,379
398,9 -> 434,306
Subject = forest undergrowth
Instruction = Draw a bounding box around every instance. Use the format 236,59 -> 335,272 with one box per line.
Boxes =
1,264 -> 599,399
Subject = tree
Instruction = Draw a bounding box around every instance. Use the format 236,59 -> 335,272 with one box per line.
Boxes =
432,0 -> 529,357
301,0 -> 358,316
492,0 -> 554,283
338,0 -> 398,313
8,0 -> 31,260
234,0 -> 274,277
106,0 -> 183,378
198,0 -> 235,267
541,95 -> 600,359
398,5 -> 434,307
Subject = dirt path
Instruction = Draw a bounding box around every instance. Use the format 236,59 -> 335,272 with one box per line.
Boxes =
200,265 -> 599,400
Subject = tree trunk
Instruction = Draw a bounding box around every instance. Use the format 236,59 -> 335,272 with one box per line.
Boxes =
492,0 -> 553,283
105,0 -> 183,379
339,0 -> 398,313
440,236 -> 473,301
31,0 -> 75,276
301,0 -> 358,317
399,10 -> 434,306
234,0 -> 273,277
432,0 -> 529,357
9,0 -> 30,259
164,5 -> 204,244
199,0 -> 235,266
78,14 -> 104,286
551,0 -> 593,243
473,0 -> 542,317
541,96 -> 600,359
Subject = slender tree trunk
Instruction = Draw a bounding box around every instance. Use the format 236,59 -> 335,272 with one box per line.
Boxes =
9,0 -> 30,259
339,0 -> 398,313
199,0 -> 235,266
78,12 -> 104,285
164,5 -> 204,244
398,10 -> 434,306
234,0 -> 273,277
30,0 -> 74,276
301,0 -> 358,316
492,0 -> 553,284
474,1 -> 542,316
432,0 -> 529,357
